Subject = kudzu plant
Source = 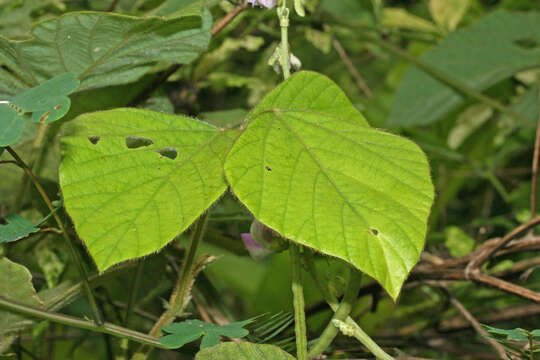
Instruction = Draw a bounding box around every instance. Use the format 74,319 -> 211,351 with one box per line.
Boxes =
0,1 -> 434,359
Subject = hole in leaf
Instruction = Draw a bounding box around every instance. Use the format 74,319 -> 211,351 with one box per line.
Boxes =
156,147 -> 178,160
54,104 -> 63,110
88,136 -> 101,145
125,136 -> 154,149
514,38 -> 540,49
371,229 -> 379,236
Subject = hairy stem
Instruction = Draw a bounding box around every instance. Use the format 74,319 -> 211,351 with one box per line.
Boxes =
278,2 -> 291,80
6,146 -> 103,325
290,244 -> 308,360
308,268 -> 363,357
0,296 -> 164,348
132,213 -> 209,360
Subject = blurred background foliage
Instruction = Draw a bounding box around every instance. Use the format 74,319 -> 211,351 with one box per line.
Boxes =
1,0 -> 539,359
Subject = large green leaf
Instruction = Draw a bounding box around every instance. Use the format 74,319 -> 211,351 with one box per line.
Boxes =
0,258 -> 43,335
389,10 -> 540,127
0,10 -> 211,97
60,109 -> 236,271
195,342 -> 296,360
225,72 -> 434,299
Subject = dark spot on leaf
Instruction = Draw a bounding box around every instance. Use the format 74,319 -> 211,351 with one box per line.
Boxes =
265,166 -> 272,172
125,136 -> 154,149
156,147 -> 178,160
54,104 -> 63,110
39,111 -> 50,123
514,38 -> 539,49
0,217 -> 7,225
88,136 -> 101,145
371,229 -> 379,236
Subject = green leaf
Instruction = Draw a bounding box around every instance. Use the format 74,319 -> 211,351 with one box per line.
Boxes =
0,103 -> 23,146
60,108 -> 237,271
483,325 -> 530,341
160,319 -> 252,349
444,226 -> 475,257
382,8 -> 440,34
0,73 -> 79,146
0,258 -> 44,335
10,73 -> 79,123
225,71 -> 434,299
389,10 -> 540,127
429,0 -> 470,31
0,214 -> 40,244
0,10 -> 211,96
195,342 -> 296,360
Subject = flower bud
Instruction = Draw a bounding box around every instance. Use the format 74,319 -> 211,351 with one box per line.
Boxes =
241,220 -> 288,261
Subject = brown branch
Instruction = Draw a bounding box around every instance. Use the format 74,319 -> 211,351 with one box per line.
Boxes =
211,2 -> 248,37
439,305 -> 540,332
466,216 -> 540,272
325,25 -> 373,98
442,287 -> 507,358
107,0 -> 119,11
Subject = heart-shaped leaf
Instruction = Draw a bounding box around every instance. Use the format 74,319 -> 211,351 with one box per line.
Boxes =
225,71 -> 434,299
195,342 -> 296,360
60,108 -> 237,271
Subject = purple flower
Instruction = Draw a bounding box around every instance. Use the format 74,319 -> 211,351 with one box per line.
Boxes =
241,233 -> 272,261
247,0 -> 277,9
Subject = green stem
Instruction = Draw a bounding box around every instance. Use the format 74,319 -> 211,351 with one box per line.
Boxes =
356,31 -> 531,125
333,319 -> 394,360
277,4 -> 306,358
132,212 -> 209,360
278,2 -> 291,80
6,146 -> 103,325
0,296 -> 165,349
290,244 -> 308,360
306,258 -> 394,360
308,268 -> 362,357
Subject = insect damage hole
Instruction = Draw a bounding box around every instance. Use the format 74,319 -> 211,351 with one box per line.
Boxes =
156,147 -> 178,160
370,229 -> 379,236
88,136 -> 101,145
514,38 -> 540,50
125,136 -> 154,149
